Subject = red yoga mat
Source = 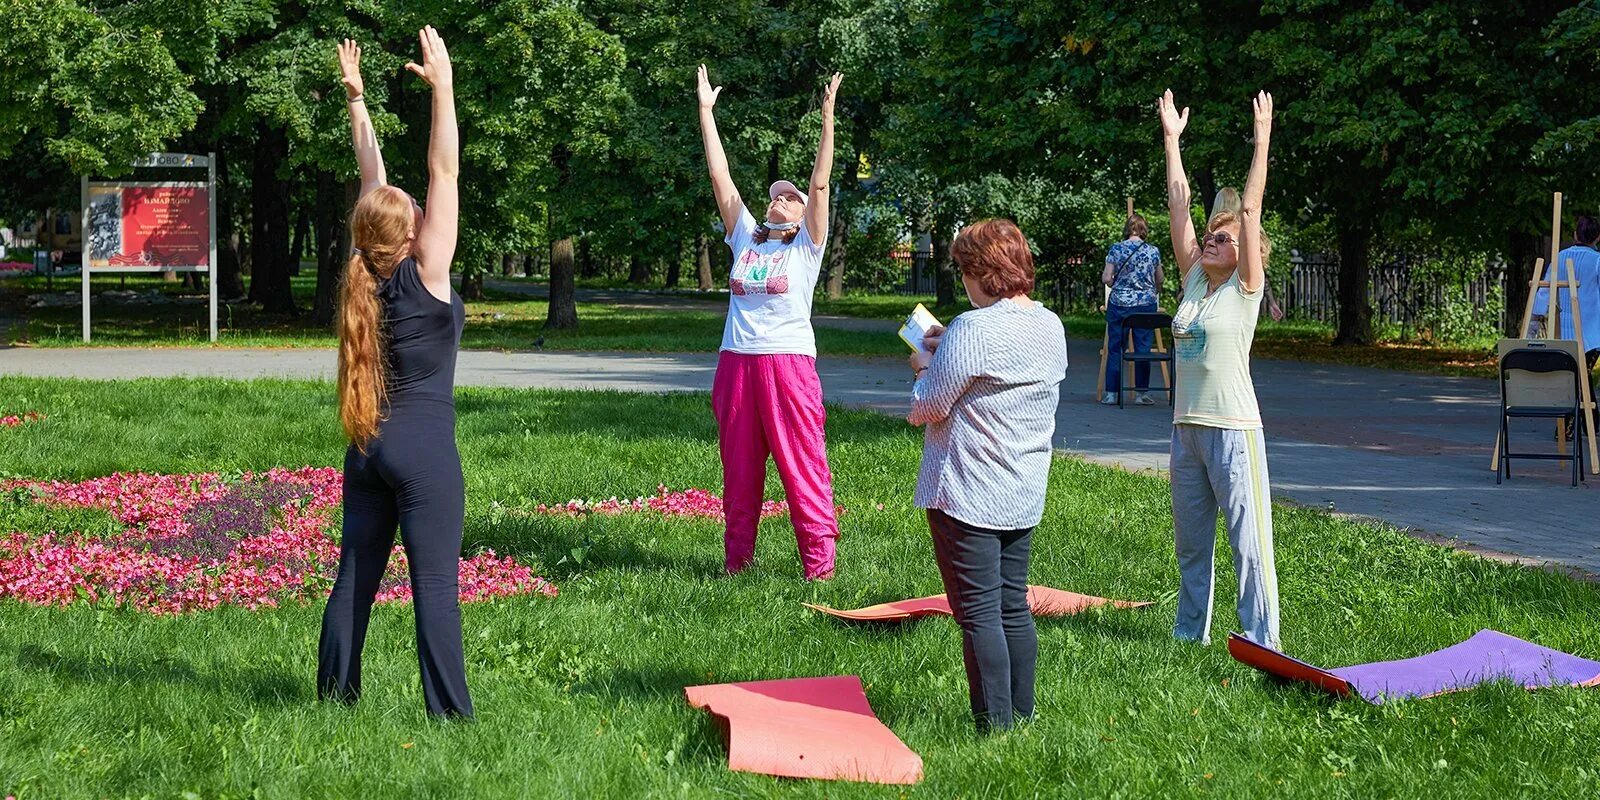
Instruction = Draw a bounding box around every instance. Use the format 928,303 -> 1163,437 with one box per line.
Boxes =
685,675 -> 923,784
803,585 -> 1153,622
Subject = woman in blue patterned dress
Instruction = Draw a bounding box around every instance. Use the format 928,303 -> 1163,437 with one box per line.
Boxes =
1101,215 -> 1164,404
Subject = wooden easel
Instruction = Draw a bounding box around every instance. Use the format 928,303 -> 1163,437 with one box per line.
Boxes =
1489,191 -> 1599,473
1096,197 -> 1174,400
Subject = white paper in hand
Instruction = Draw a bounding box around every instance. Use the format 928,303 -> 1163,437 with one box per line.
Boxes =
898,303 -> 943,354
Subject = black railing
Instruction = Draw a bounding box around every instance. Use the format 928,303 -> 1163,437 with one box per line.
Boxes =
1031,252 -> 1506,333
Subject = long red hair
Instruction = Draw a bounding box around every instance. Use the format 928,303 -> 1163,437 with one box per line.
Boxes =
338,186 -> 414,449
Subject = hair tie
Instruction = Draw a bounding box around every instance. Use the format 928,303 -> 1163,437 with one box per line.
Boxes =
352,247 -> 365,256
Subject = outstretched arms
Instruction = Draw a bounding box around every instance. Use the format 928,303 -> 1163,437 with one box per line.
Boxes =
697,65 -> 744,234
408,26 -> 458,297
1238,91 -> 1273,294
338,40 -> 387,197
1159,89 -> 1201,278
805,73 -> 843,244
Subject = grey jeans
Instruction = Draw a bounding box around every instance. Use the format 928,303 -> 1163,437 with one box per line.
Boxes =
927,509 -> 1037,732
1170,424 -> 1281,649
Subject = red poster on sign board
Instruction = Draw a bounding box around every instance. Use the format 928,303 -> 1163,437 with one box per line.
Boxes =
88,183 -> 209,269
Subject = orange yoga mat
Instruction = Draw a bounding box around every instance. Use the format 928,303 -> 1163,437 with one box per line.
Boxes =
803,585 -> 1153,622
685,675 -> 923,784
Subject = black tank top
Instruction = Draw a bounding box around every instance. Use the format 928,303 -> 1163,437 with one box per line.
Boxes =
379,256 -> 465,408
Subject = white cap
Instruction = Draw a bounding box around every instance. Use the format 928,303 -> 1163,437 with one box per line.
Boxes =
768,180 -> 806,205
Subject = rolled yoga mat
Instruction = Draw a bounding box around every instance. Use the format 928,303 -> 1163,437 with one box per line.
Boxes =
1228,629 -> 1600,703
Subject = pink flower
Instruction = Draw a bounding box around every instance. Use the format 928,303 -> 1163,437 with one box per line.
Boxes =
1,411 -> 44,428
0,467 -> 556,615
527,485 -> 843,521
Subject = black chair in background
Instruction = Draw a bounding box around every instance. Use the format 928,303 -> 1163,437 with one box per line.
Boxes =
1118,312 -> 1175,409
1498,346 -> 1586,486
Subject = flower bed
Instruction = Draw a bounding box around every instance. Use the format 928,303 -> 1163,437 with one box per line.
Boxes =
530,485 -> 842,520
0,261 -> 33,275
0,468 -> 555,614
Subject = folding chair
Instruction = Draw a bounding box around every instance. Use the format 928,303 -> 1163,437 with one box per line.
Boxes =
1498,345 -> 1587,486
1118,312 -> 1175,408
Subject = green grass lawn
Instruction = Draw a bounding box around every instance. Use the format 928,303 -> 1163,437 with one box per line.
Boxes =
1,275 -> 901,356
1,376 -> 1597,798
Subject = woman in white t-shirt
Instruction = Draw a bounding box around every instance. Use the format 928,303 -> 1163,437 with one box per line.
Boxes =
695,64 -> 843,581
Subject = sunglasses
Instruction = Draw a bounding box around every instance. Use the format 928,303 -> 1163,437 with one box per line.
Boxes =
1203,230 -> 1236,247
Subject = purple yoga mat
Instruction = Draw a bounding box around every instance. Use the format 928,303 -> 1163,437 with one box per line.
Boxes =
1328,630 -> 1600,703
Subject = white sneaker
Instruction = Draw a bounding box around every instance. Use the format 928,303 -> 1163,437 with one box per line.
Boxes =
1100,392 -> 1118,405
1135,393 -> 1155,405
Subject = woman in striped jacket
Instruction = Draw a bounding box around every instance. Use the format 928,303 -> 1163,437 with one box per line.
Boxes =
907,218 -> 1068,733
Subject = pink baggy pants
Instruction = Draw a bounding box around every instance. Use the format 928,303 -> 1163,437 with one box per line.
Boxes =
711,351 -> 839,579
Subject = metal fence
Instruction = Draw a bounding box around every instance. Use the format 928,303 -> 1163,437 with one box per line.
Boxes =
888,250 -> 935,295
1030,252 -> 1506,332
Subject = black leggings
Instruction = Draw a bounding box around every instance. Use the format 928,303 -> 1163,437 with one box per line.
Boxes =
927,509 -> 1037,732
316,408 -> 471,717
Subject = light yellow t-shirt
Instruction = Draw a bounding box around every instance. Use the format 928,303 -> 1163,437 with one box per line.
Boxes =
1171,266 -> 1263,429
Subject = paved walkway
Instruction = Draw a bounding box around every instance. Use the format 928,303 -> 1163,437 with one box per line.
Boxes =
4,340 -> 1596,577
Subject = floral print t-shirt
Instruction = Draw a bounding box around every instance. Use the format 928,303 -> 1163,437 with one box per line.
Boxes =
719,207 -> 825,356
1105,238 -> 1162,308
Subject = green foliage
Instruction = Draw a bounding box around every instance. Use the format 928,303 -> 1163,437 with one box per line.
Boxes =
0,1 -> 203,176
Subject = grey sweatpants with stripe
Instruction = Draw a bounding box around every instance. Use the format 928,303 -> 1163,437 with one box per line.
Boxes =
1170,424 -> 1281,649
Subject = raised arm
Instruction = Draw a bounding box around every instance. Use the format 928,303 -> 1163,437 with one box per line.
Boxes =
805,73 -> 843,244
1159,89 -> 1201,277
407,26 -> 457,296
338,39 -> 386,197
1238,91 -> 1272,294
697,64 -> 743,233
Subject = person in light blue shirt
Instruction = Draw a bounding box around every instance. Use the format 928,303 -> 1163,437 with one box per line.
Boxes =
1532,215 -> 1600,377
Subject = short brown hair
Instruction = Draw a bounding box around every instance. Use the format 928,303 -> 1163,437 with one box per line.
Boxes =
951,218 -> 1035,297
1124,214 -> 1148,239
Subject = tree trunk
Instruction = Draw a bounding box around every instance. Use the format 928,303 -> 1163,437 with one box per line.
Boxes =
826,204 -> 847,300
1333,213 -> 1374,346
696,231 -> 714,290
501,252 -> 515,277
665,240 -> 682,288
248,122 -> 296,314
628,253 -> 650,285
1504,230 -> 1541,336
573,237 -> 590,278
214,151 -> 247,299
310,172 -> 350,326
933,212 -> 957,307
546,237 -> 579,329
825,142 -> 861,300
767,145 -> 781,187
290,204 -> 309,276
1195,168 -> 1218,220
460,258 -> 485,300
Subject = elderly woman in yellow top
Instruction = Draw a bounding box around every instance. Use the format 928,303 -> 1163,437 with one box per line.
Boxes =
1157,89 -> 1281,649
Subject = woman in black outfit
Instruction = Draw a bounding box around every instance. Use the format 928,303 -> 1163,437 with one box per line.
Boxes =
316,28 -> 472,718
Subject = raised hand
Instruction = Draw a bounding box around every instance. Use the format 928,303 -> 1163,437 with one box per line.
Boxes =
820,72 -> 843,118
697,64 -> 723,109
1252,90 -> 1274,143
404,26 -> 452,90
337,39 -> 364,99
1158,89 -> 1189,139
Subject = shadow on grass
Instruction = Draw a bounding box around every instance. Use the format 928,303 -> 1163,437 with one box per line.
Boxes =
455,388 -> 915,446
14,643 -> 302,707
